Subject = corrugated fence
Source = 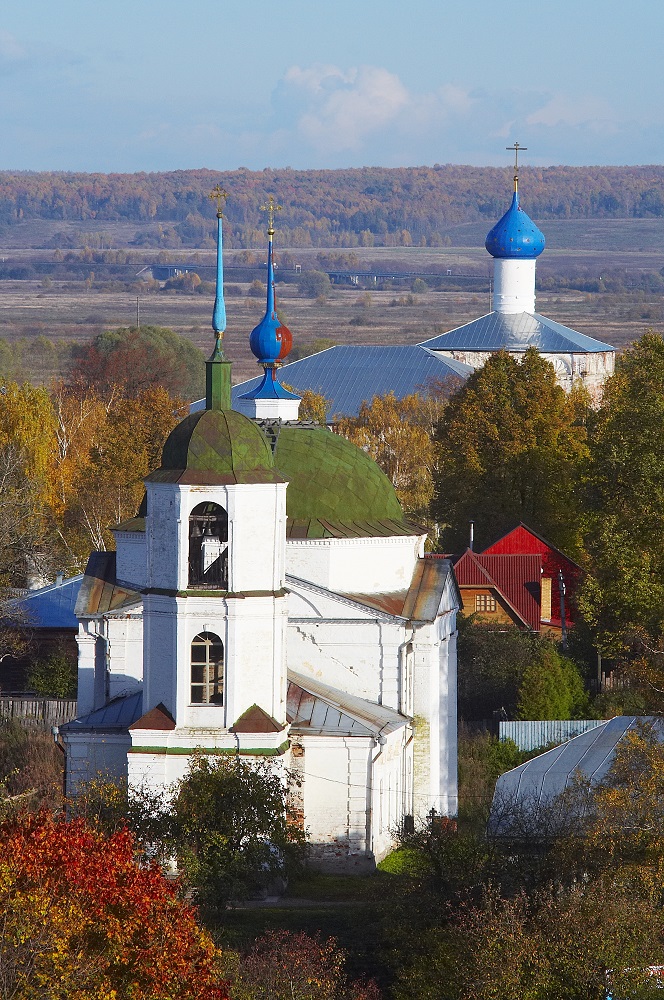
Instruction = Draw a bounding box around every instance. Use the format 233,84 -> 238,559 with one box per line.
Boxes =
0,698 -> 78,729
499,719 -> 606,752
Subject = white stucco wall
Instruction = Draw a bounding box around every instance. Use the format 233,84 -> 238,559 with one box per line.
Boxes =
286,534 -> 424,593
113,532 -> 147,588
432,346 -> 614,399
142,592 -> 288,727
493,258 -> 536,313
65,732 -> 131,797
145,482 -> 287,594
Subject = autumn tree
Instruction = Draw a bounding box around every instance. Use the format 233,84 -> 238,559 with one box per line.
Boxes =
0,383 -> 66,585
580,333 -> 664,700
397,882 -> 664,1000
64,385 -> 180,555
226,930 -> 380,1000
434,349 -> 590,555
69,325 -> 205,400
0,810 -> 228,1000
336,387 -> 451,518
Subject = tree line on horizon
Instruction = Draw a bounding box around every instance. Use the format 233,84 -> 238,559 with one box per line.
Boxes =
1,164 -> 664,248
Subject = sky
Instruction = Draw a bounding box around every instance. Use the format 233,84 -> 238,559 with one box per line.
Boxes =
2,0 -> 664,174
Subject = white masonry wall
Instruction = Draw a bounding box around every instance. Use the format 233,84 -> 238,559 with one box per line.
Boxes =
493,257 -> 537,313
286,534 -> 424,594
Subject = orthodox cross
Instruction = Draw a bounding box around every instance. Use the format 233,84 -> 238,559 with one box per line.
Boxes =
209,184 -> 228,218
261,195 -> 282,236
506,142 -> 527,190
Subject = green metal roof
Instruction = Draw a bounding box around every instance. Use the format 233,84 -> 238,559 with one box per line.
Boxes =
274,427 -> 403,523
159,409 -> 275,477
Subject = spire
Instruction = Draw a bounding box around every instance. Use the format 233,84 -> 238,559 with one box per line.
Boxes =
206,184 -> 231,410
236,196 -> 300,421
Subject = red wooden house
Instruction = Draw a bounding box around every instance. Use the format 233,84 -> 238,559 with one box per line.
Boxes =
452,523 -> 582,635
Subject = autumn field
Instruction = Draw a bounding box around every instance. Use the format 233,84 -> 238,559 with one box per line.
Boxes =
0,272 -> 663,387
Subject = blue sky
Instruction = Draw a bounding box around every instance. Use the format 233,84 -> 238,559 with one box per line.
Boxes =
3,0 -> 663,172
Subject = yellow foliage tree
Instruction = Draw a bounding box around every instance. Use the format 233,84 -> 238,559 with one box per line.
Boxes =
336,390 -> 448,518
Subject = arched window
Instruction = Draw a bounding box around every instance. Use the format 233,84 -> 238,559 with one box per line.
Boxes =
188,502 -> 228,589
190,631 -> 224,704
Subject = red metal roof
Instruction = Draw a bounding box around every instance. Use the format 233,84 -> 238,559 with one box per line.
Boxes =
453,549 -> 542,630
481,523 -> 580,627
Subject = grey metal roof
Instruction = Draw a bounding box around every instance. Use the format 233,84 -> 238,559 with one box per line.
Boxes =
287,669 -> 406,737
192,346 -> 472,420
489,716 -> 664,835
60,691 -> 143,733
419,311 -> 615,354
11,576 -> 83,629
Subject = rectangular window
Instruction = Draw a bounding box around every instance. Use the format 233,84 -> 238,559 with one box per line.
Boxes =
475,594 -> 496,613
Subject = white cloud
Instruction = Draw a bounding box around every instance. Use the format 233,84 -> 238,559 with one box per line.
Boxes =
526,93 -> 614,129
275,64 -> 476,155
0,30 -> 23,61
0,28 -> 26,72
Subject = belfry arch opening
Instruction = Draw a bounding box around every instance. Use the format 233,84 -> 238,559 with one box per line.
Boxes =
188,501 -> 228,589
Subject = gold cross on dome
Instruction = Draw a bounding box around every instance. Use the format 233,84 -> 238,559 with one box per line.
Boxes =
261,195 -> 282,236
506,142 -> 527,191
209,185 -> 228,217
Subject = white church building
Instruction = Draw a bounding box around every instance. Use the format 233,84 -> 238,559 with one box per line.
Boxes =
419,160 -> 615,399
61,200 -> 460,870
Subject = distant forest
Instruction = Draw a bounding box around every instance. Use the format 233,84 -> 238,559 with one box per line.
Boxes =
1,165 -> 664,248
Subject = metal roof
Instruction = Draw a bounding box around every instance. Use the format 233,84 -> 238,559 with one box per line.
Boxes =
489,717 -> 664,836
190,346 -> 472,420
453,550 -> 542,630
75,552 -> 141,618
60,691 -> 143,733
286,517 -> 420,540
419,311 -> 615,354
11,576 -> 83,629
287,669 -> 407,737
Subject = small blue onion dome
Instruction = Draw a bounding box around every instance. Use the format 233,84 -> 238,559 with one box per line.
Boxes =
485,190 -> 545,259
249,239 -> 293,365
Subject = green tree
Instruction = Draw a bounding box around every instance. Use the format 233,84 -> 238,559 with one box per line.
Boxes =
296,270 -> 332,299
27,650 -> 77,698
434,349 -> 590,555
516,646 -> 590,721
457,617 -> 541,720
580,334 -> 664,701
172,754 -> 306,915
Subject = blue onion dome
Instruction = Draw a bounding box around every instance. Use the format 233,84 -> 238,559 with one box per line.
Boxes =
249,239 -> 293,365
485,190 -> 545,259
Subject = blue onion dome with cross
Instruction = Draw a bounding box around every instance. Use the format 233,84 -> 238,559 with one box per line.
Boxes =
241,196 -> 299,406
485,141 -> 545,259
249,196 -> 293,365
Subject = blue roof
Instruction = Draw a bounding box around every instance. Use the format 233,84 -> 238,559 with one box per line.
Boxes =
13,576 -> 83,629
419,312 -> 615,355
485,190 -> 545,259
228,346 -> 472,419
60,691 -> 143,732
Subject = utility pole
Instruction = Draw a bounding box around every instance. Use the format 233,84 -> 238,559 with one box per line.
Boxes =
558,569 -> 567,651
136,296 -> 140,330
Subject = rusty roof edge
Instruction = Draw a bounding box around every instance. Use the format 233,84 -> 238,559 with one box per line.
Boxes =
404,558 -> 461,622
285,574 -> 408,621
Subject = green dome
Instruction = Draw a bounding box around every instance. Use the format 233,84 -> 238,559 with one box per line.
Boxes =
161,409 -> 274,475
274,427 -> 403,522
